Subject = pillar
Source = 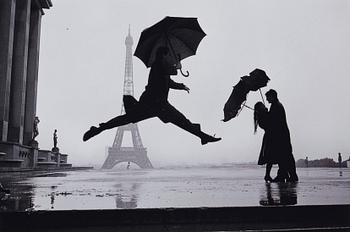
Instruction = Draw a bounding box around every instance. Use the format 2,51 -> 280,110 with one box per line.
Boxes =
0,0 -> 16,142
24,6 -> 42,145
8,0 -> 31,144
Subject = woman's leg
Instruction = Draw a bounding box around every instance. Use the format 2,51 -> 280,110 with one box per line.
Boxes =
264,163 -> 273,182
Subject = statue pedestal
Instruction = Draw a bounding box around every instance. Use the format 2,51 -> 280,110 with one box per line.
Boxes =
51,147 -> 59,153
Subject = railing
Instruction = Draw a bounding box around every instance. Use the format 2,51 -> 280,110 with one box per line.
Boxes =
109,147 -> 147,152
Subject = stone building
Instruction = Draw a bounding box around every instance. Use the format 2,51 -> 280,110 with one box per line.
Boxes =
0,0 -> 71,170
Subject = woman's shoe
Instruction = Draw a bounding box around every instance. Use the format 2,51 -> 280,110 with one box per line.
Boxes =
264,175 -> 273,183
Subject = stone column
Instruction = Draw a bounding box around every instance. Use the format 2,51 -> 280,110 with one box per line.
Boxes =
24,7 -> 42,145
0,0 -> 16,142
8,0 -> 31,144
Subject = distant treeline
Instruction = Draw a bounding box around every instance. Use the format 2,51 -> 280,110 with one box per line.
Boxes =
296,158 -> 348,168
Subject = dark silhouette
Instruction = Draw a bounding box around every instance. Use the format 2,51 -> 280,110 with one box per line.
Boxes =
338,153 -> 342,168
265,89 -> 298,182
338,154 -> 343,176
134,16 -> 207,77
254,101 -> 276,182
53,129 -> 58,148
223,69 -> 270,122
33,116 -> 40,140
83,47 -> 221,145
0,182 -> 10,194
52,129 -> 59,152
305,156 -> 309,168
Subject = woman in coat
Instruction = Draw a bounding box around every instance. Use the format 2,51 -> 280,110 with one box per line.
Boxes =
254,101 -> 276,182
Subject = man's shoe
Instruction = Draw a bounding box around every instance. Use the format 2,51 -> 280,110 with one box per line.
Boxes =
83,126 -> 102,141
201,135 -> 222,145
287,175 -> 299,182
272,176 -> 286,183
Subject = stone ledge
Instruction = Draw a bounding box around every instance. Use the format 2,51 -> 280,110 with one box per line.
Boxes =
0,166 -> 93,174
0,141 -> 32,150
0,159 -> 24,163
0,205 -> 349,231
36,161 -> 57,165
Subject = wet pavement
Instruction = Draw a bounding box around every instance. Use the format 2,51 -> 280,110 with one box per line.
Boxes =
0,166 -> 349,211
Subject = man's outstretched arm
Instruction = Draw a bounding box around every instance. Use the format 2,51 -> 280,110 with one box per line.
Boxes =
169,79 -> 190,93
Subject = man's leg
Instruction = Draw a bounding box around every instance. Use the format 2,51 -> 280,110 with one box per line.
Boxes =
99,114 -> 134,130
287,154 -> 299,182
274,168 -> 284,182
83,107 -> 155,141
273,160 -> 288,182
83,114 -> 133,141
158,104 -> 221,145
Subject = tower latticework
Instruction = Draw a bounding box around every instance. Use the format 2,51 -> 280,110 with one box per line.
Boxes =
101,27 -> 152,169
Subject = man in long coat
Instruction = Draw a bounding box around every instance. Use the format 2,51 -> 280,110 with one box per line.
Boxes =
83,46 -> 221,145
265,89 -> 298,182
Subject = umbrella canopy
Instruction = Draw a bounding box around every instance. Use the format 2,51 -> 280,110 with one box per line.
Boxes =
134,16 -> 206,74
223,69 -> 270,122
245,68 -> 270,91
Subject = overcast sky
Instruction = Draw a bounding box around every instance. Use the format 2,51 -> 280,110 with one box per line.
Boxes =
36,0 -> 350,167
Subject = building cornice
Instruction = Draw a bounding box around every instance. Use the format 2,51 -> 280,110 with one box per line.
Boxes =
33,0 -> 53,15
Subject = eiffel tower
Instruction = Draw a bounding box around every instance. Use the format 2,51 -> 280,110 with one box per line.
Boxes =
101,27 -> 153,169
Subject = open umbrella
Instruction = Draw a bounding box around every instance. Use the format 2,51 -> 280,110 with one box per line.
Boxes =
223,69 -> 270,122
134,16 -> 206,77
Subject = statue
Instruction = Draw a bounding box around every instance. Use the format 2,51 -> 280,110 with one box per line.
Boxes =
30,116 -> 40,148
53,129 -> 58,148
52,129 -> 59,152
33,116 -> 40,140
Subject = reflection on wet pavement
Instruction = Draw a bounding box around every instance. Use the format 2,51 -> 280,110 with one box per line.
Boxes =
0,183 -> 34,211
115,183 -> 139,209
259,182 -> 298,206
0,167 -> 349,211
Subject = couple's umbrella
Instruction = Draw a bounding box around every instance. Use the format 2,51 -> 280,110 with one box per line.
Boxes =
223,69 -> 270,122
134,16 -> 206,77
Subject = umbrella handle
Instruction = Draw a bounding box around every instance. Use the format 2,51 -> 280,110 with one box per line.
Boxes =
242,103 -> 254,111
176,53 -> 189,77
166,38 -> 190,77
259,88 -> 266,106
180,69 -> 189,77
